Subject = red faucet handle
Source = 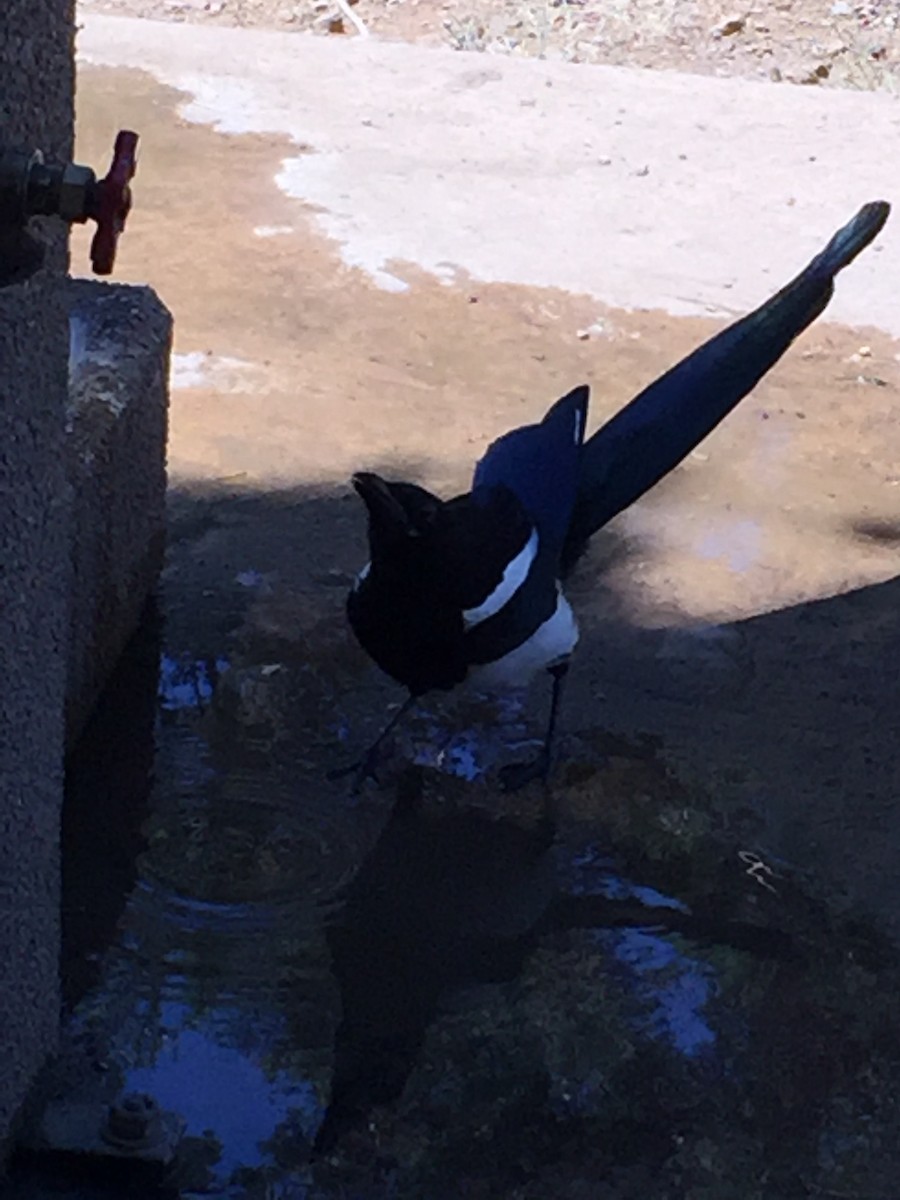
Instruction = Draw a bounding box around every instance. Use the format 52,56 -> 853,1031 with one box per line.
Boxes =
89,130 -> 138,276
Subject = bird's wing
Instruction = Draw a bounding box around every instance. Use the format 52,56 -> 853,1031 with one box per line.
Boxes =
433,483 -> 533,615
473,384 -> 590,550
564,200 -> 891,563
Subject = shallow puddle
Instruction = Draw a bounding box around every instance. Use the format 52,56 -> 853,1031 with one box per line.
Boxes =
8,588 -> 900,1200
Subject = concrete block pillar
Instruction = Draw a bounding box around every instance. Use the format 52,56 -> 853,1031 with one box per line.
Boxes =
0,0 -> 76,1151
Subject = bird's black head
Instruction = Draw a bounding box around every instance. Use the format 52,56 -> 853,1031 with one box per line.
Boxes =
348,472 -> 468,694
352,472 -> 443,553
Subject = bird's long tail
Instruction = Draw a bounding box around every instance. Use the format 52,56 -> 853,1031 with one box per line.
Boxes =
563,200 -> 891,566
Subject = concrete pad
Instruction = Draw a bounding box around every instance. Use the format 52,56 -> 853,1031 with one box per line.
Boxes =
65,280 -> 173,744
77,13 -> 900,332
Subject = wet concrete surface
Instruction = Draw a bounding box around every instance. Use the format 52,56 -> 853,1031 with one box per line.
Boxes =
17,23 -> 900,1199
77,14 -> 900,332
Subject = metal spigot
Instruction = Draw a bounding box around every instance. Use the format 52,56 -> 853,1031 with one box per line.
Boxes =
0,130 -> 138,277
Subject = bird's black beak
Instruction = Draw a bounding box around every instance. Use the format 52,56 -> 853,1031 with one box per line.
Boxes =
352,472 -> 410,531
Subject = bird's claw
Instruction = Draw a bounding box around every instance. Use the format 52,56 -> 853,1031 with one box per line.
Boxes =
327,753 -> 381,791
497,754 -> 550,793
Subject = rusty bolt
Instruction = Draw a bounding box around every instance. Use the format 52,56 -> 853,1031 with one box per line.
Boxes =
103,1093 -> 162,1149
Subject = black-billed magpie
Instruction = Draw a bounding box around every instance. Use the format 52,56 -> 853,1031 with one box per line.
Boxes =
339,201 -> 890,789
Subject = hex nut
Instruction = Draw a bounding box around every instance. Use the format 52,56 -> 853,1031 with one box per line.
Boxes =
58,163 -> 95,222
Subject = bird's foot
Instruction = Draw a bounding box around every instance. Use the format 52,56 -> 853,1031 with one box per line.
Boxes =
497,753 -> 550,793
327,747 -> 383,792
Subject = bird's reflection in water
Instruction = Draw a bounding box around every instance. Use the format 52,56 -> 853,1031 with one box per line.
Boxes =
314,768 -> 793,1153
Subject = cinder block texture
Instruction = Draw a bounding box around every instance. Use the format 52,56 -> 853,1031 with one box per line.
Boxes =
0,283 -> 70,1163
1,1 -> 75,273
66,280 -> 172,745
0,0 -> 74,1155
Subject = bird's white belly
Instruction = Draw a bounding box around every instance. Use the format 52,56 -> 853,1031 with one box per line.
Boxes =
468,591 -> 579,691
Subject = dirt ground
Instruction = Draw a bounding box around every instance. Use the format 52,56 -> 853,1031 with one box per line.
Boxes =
81,0 -> 900,91
72,51 -> 900,933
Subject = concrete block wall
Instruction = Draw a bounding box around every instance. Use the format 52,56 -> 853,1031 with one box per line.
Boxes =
66,280 -> 172,745
1,1 -> 171,1159
0,0 -> 77,1155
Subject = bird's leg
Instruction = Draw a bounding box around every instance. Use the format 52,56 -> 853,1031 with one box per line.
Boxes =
498,661 -> 569,793
328,693 -> 417,789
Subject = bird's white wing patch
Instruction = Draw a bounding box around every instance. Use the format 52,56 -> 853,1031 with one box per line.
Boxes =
462,528 -> 539,628
352,561 -> 371,591
469,589 -> 579,689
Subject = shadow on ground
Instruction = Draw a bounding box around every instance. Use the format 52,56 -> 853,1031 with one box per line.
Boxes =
12,479 -> 898,1199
